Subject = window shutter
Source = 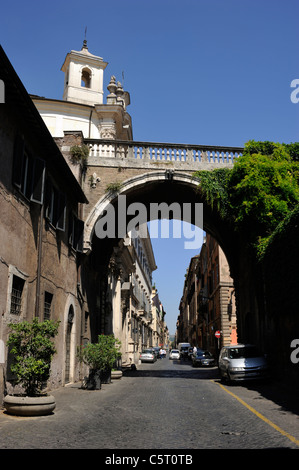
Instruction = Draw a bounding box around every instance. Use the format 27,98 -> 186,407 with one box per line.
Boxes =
68,214 -> 84,252
68,213 -> 75,247
45,180 -> 53,221
12,134 -> 25,189
75,218 -> 84,253
31,158 -> 45,204
56,192 -> 66,231
23,152 -> 34,200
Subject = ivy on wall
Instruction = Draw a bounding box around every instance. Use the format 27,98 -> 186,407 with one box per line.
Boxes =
193,140 -> 299,258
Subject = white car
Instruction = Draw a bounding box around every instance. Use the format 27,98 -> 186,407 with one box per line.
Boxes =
169,349 -> 180,360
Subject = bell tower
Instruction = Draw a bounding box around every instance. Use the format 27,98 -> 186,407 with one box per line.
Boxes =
61,40 -> 108,105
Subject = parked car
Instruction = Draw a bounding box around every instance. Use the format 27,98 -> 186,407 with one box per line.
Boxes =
192,349 -> 216,367
179,347 -> 190,360
152,347 -> 160,358
140,349 -> 157,363
218,344 -> 268,382
169,349 -> 180,360
188,347 -> 194,360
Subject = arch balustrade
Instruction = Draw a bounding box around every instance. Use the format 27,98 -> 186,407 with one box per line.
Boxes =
85,138 -> 243,168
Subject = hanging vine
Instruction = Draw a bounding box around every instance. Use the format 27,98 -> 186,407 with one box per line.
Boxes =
193,140 -> 299,257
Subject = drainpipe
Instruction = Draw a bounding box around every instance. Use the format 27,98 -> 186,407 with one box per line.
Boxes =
88,108 -> 93,138
35,203 -> 44,318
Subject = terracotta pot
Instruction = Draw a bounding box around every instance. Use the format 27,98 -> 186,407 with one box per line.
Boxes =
3,394 -> 56,416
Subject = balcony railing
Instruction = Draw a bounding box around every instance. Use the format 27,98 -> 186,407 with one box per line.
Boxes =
85,138 -> 243,166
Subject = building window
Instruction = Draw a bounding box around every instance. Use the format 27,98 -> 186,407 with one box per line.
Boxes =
81,68 -> 91,88
69,213 -> 84,252
45,181 -> 66,231
44,292 -> 53,320
12,134 -> 45,204
10,275 -> 25,315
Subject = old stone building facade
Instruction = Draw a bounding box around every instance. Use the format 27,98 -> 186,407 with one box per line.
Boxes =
0,42 -> 169,402
177,233 -> 237,357
31,41 -> 167,363
151,287 -> 169,349
0,46 -> 88,403
105,227 -> 158,366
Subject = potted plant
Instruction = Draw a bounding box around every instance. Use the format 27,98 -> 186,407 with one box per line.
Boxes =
69,144 -> 89,167
79,335 -> 121,389
3,318 -> 60,416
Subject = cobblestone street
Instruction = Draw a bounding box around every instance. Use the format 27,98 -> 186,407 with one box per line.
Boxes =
1,356 -> 299,451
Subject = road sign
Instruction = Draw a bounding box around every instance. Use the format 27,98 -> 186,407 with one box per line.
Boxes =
215,330 -> 221,338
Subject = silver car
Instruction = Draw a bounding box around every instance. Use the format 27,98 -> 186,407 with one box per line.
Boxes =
140,349 -> 157,363
218,344 -> 268,382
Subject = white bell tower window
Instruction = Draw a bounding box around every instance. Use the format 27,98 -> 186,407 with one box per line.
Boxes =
81,67 -> 91,88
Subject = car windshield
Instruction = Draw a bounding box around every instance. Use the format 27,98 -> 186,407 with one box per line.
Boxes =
142,350 -> 153,354
172,350 -> 179,353
197,351 -> 211,357
228,346 -> 261,359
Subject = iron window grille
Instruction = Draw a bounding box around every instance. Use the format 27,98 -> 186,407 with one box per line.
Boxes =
10,275 -> 25,315
44,292 -> 53,320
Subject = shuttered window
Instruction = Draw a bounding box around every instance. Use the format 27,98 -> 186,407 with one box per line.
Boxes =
45,181 -> 66,232
69,213 -> 84,253
31,158 -> 46,204
12,134 -> 45,205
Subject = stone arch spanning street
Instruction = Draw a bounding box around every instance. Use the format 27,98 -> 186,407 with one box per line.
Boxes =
84,170 -> 201,251
30,37 -> 269,373
80,160 -> 259,350
81,139 -> 244,263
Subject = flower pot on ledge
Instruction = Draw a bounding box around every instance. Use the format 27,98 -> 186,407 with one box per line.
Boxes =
3,394 -> 56,417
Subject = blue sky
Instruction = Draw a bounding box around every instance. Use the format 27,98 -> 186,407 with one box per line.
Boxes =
1,0 -> 298,334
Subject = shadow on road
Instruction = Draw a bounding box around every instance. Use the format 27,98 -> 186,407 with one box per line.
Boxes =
123,359 -> 299,418
123,362 -> 220,381
241,379 -> 299,417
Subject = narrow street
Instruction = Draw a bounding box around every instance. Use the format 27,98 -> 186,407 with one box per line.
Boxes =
1,354 -> 299,452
